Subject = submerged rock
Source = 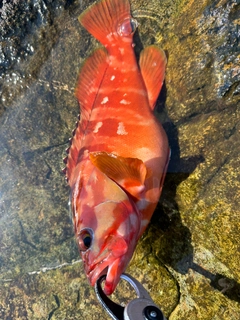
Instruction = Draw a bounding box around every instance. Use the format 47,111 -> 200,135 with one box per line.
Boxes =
0,0 -> 239,319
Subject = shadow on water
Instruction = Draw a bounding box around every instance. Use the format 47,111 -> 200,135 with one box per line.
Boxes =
132,29 -> 240,304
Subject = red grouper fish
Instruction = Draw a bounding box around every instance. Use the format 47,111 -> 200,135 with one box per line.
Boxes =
64,0 -> 170,295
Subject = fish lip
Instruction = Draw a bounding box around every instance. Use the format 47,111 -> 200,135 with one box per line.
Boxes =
85,235 -> 129,293
87,259 -> 110,286
85,245 -> 110,284
87,255 -> 123,295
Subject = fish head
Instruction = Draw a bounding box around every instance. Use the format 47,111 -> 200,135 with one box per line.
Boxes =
71,152 -> 149,294
76,198 -> 140,295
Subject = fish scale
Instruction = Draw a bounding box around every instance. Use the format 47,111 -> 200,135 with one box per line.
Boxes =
65,0 -> 170,295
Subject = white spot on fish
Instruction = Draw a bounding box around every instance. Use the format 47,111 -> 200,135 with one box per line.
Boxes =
110,75 -> 115,81
117,122 -> 128,135
88,86 -> 98,93
117,221 -> 126,237
93,121 -> 103,133
89,172 -> 98,184
83,149 -> 89,158
120,99 -> 131,105
137,199 -> 148,210
106,33 -> 113,41
129,213 -> 139,227
123,93 -> 127,96
101,96 -> 109,104
101,87 -> 144,101
119,48 -> 125,54
119,88 -> 147,96
86,184 -> 93,194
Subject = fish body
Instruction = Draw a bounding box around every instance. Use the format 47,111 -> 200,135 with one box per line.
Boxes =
65,0 -> 170,295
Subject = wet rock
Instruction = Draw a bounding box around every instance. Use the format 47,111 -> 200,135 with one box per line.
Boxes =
0,0 -> 239,319
0,262 -> 102,319
0,0 -> 79,115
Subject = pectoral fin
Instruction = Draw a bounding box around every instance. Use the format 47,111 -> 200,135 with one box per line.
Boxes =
139,45 -> 167,110
89,152 -> 147,199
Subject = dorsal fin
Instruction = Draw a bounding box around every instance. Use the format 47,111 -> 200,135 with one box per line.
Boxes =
75,47 -> 108,118
65,48 -> 108,185
89,152 -> 147,199
139,45 -> 167,110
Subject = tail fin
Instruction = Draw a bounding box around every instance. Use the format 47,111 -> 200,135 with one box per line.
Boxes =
79,0 -> 132,46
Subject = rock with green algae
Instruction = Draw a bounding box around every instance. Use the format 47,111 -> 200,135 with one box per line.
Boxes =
0,0 -> 239,319
0,262 -> 103,319
0,260 -> 177,319
149,0 -> 240,318
133,0 -> 240,318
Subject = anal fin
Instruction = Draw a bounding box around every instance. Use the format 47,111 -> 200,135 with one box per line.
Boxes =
139,45 -> 167,110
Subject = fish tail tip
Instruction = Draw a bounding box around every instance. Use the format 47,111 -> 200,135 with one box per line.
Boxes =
79,0 -> 132,46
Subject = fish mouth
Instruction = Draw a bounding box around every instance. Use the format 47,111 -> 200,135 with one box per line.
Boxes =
87,256 -> 122,295
86,235 -> 129,295
87,258 -> 110,286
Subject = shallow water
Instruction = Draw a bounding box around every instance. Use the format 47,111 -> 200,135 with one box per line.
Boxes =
0,0 -> 239,319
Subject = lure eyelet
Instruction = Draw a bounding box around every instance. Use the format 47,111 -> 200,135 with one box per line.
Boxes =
78,228 -> 94,251
117,18 -> 138,37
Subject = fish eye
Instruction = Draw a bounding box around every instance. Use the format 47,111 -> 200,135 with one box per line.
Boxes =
78,228 -> 93,251
118,18 -> 138,37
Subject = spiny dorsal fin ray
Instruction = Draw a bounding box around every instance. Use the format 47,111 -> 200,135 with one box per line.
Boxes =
65,48 -> 108,185
89,151 -> 147,199
75,47 -> 108,117
139,45 -> 167,110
